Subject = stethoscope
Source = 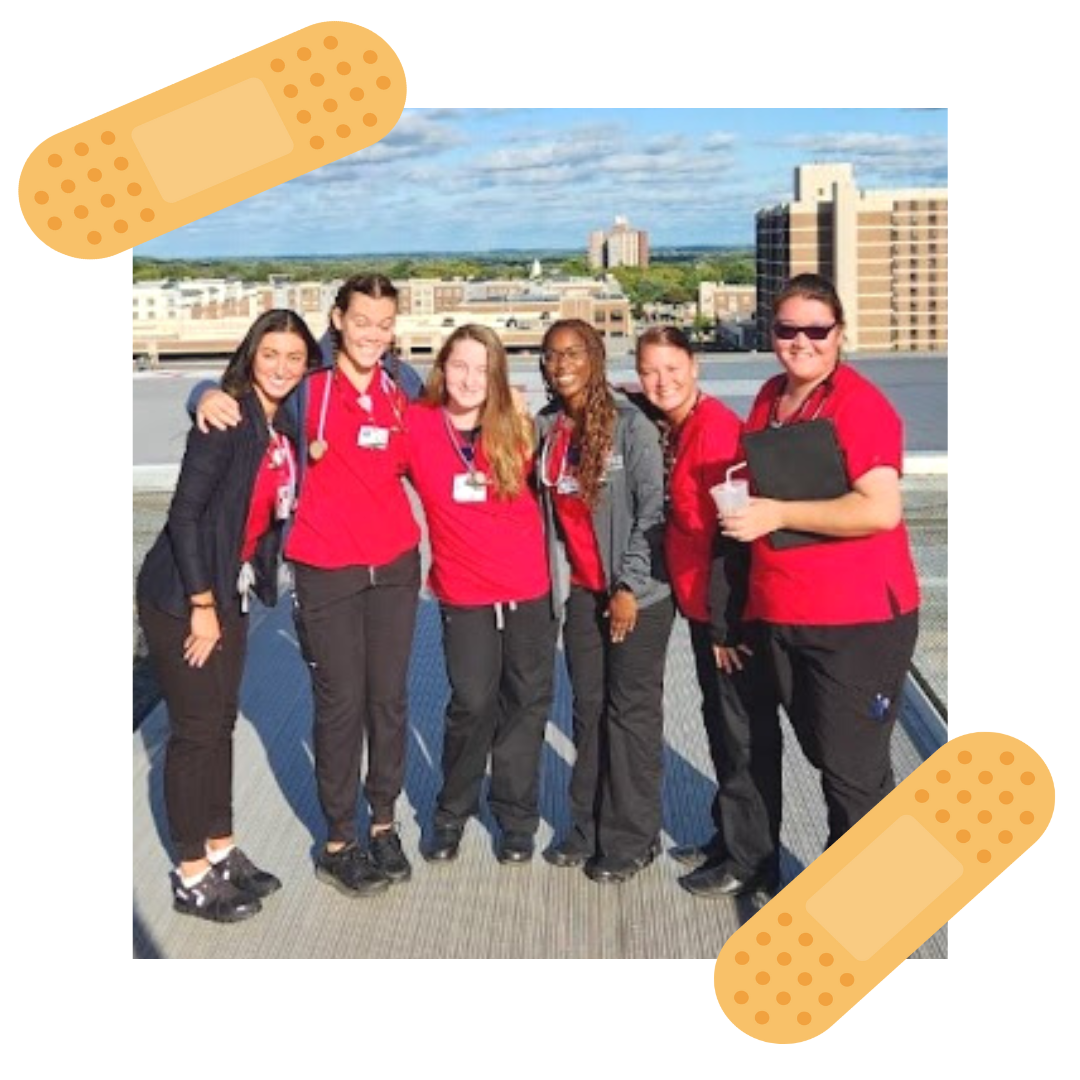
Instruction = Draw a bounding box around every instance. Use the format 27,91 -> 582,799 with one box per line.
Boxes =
768,365 -> 839,428
538,415 -> 580,489
309,362 -> 406,461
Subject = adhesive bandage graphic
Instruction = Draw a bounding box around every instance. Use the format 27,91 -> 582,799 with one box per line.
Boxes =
714,732 -> 1053,1043
18,22 -> 406,260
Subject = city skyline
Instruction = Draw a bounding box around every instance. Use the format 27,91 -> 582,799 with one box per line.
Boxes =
135,108 -> 947,259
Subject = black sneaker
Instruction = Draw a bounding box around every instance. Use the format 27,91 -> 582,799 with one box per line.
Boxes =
422,824 -> 464,863
583,839 -> 661,885
216,847 -> 282,899
678,858 -> 778,900
172,866 -> 261,923
315,842 -> 391,897
669,834 -> 726,869
542,834 -> 592,868
369,827 -> 412,883
496,831 -> 535,864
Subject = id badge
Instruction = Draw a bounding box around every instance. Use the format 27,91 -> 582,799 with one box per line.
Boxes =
556,476 -> 580,496
358,425 -> 390,449
275,484 -> 293,521
453,472 -> 487,503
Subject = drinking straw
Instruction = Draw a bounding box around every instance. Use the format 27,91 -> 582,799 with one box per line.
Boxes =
725,461 -> 747,484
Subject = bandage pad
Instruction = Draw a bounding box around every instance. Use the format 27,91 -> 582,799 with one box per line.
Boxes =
714,732 -> 1053,1043
19,22 -> 406,259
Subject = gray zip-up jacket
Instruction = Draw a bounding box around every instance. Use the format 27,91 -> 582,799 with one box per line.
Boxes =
535,391 -> 670,619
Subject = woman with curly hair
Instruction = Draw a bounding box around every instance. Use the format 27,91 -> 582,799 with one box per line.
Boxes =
405,325 -> 557,865
536,319 -> 674,884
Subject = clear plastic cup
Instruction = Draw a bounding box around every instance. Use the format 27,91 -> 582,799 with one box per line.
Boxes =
710,478 -> 749,516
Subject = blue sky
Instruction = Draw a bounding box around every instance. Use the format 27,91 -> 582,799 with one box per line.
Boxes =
137,108 -> 947,258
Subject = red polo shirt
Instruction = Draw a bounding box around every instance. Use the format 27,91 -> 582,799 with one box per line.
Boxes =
742,364 -> 920,625
404,403 -> 549,606
544,421 -> 606,592
241,434 -> 292,562
664,394 -> 743,623
286,366 -> 420,569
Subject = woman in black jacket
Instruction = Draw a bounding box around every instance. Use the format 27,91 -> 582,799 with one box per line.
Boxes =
137,309 -> 321,923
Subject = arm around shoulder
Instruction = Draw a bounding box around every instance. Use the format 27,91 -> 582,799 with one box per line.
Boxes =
185,379 -> 241,432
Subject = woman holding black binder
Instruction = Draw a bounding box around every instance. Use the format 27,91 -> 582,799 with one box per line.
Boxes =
719,273 -> 920,848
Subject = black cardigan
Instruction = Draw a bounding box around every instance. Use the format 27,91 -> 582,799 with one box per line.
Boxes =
137,390 -> 298,620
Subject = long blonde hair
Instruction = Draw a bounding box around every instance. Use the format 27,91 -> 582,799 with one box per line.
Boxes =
425,324 -> 534,499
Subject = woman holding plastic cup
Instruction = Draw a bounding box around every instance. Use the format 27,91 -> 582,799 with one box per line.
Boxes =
635,326 -> 781,898
536,318 -> 674,885
720,273 -> 920,848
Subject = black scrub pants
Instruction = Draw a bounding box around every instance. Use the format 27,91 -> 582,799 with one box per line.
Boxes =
688,619 -> 782,881
764,609 -> 919,847
139,601 -> 247,864
562,586 -> 675,862
292,549 -> 420,845
434,594 -> 558,835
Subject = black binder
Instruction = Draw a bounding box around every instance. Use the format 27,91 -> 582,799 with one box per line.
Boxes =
741,419 -> 850,550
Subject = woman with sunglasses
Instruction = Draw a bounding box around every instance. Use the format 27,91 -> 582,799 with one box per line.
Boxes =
634,325 -> 781,899
193,275 -> 424,897
404,325 -> 557,865
138,309 -> 321,921
719,273 -> 920,850
536,318 -> 674,884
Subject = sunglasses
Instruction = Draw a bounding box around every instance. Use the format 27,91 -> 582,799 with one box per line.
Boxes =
772,322 -> 837,341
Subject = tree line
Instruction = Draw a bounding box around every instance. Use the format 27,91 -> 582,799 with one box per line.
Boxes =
133,250 -> 756,313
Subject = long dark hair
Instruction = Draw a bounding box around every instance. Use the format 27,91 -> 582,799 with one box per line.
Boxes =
540,318 -> 615,508
221,309 -> 322,398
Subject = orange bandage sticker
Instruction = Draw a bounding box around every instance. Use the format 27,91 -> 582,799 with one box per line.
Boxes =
715,732 -> 1054,1043
18,22 -> 406,260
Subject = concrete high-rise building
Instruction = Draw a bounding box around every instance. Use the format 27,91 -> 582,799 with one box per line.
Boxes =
587,215 -> 650,270
588,230 -> 606,271
755,163 -> 947,353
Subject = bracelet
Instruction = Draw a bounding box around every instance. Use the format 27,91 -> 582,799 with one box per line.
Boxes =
190,600 -> 216,610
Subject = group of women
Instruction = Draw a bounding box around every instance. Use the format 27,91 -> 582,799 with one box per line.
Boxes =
137,271 -> 920,923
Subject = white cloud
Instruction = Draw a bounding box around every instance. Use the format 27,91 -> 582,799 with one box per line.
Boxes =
776,132 -> 947,183
701,132 -> 737,153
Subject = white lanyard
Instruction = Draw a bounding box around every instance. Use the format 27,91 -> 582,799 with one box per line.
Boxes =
267,426 -> 296,487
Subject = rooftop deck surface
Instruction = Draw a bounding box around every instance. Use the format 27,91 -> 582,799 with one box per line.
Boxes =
133,511 -> 946,960
133,371 -> 947,960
